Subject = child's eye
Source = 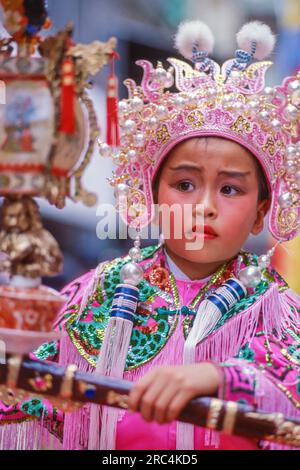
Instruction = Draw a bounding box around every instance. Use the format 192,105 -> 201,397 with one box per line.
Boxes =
176,181 -> 195,192
221,185 -> 241,196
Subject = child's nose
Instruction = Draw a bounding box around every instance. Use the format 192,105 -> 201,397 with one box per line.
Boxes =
196,190 -> 217,219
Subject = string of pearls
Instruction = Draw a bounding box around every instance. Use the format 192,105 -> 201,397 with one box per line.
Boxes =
237,245 -> 276,288
119,234 -> 144,286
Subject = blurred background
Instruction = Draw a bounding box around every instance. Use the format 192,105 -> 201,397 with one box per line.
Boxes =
1,0 -> 299,291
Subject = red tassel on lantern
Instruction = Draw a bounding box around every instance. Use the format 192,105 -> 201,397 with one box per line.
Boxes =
106,51 -> 120,146
59,43 -> 75,135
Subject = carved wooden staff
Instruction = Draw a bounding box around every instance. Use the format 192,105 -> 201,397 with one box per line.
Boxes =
0,354 -> 299,448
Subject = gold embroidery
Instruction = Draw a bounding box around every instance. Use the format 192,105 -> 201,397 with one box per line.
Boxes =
156,124 -> 170,144
278,208 -> 298,233
262,137 -> 276,156
186,110 -> 204,128
230,116 -> 251,133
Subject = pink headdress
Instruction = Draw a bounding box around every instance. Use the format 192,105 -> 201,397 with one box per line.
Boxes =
99,20 -> 300,241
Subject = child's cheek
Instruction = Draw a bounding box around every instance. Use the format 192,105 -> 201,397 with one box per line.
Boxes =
218,198 -> 256,238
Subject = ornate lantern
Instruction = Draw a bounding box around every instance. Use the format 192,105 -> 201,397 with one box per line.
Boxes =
0,0 -> 116,352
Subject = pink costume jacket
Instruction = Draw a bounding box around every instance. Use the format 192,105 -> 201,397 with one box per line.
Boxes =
0,243 -> 300,450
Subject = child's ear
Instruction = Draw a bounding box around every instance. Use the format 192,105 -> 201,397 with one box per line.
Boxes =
251,199 -> 270,235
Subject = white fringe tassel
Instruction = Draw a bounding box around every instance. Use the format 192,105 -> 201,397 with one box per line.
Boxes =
88,317 -> 134,450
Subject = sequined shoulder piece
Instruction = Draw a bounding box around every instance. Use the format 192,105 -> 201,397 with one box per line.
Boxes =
64,244 -> 163,368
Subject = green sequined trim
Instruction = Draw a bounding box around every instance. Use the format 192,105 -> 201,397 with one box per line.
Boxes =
34,341 -> 58,361
236,342 -> 255,362
126,308 -> 178,370
20,398 -> 48,418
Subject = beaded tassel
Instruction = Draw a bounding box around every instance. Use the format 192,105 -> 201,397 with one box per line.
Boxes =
88,235 -> 143,450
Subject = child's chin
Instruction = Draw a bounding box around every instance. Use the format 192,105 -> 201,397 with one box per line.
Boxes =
169,240 -> 221,261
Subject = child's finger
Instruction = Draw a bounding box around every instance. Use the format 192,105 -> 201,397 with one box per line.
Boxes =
139,378 -> 170,422
165,390 -> 195,423
128,370 -> 157,411
152,383 -> 182,424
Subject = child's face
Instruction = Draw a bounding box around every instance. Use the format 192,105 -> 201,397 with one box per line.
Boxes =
154,137 -> 269,267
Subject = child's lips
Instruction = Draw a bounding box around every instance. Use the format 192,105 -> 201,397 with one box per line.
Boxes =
191,225 -> 218,239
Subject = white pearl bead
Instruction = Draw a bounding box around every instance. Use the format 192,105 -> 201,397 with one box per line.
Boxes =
134,236 -> 141,248
174,95 -> 186,108
288,80 -> 300,92
264,86 -> 274,97
118,101 -> 128,115
233,101 -> 244,111
154,67 -> 167,80
238,266 -> 262,288
131,96 -> 143,112
248,100 -> 259,110
295,141 -> 300,152
278,191 -> 293,208
120,262 -> 144,286
284,104 -> 298,120
135,133 -> 145,147
148,116 -> 158,128
286,162 -> 296,177
114,183 -> 129,198
98,141 -> 111,157
259,110 -> 270,120
123,119 -> 136,134
286,145 -> 297,160
222,95 -> 233,104
271,118 -> 281,130
206,87 -> 217,98
258,254 -> 270,269
127,149 -> 137,160
156,105 -> 168,119
186,92 -> 196,103
286,159 -> 296,169
129,247 -> 142,261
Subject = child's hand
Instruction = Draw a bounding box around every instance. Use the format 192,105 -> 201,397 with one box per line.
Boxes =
128,362 -> 221,424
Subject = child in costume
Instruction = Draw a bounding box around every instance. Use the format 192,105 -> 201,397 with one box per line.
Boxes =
0,20 -> 300,450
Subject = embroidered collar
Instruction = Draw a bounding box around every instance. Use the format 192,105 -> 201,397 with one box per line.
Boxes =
163,246 -> 213,283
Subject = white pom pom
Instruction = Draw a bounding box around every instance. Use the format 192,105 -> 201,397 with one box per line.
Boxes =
236,21 -> 276,60
175,21 -> 214,60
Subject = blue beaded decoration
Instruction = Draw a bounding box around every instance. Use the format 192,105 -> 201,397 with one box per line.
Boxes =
205,278 -> 247,316
110,283 -> 139,323
192,44 -> 213,74
226,40 -> 257,78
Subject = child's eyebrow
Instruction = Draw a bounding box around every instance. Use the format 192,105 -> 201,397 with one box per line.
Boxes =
169,164 -> 251,179
218,170 -> 251,179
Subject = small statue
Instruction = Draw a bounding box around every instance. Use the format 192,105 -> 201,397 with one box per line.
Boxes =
0,196 -> 63,279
